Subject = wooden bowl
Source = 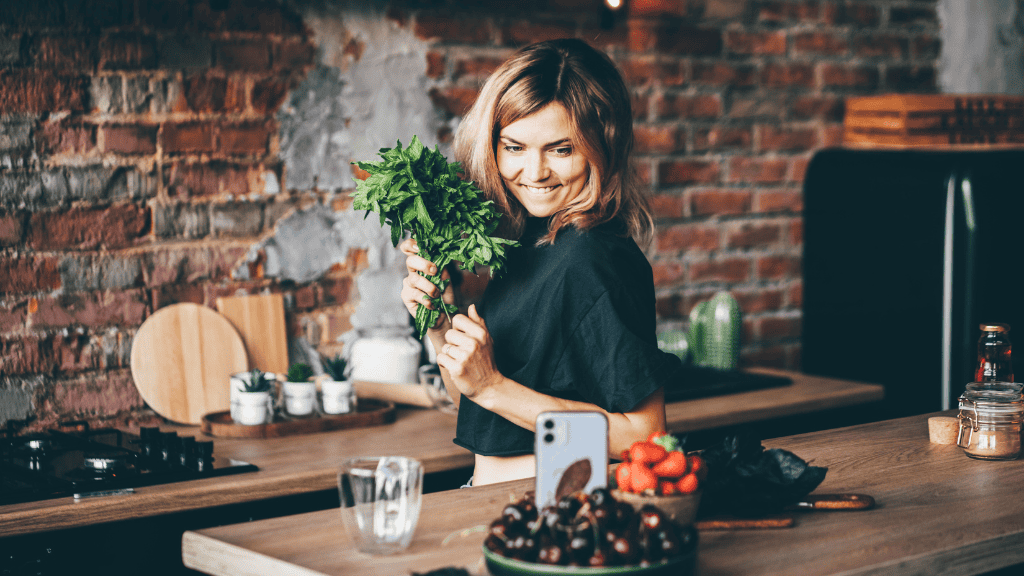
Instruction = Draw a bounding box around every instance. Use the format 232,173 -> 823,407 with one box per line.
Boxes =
611,489 -> 702,526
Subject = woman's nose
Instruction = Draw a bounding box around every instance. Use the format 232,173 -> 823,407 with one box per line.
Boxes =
524,152 -> 548,182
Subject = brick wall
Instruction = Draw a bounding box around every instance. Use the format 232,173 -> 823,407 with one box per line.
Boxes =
0,0 -> 940,430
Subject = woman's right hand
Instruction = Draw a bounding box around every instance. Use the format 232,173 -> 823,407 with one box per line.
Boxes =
399,238 -> 455,330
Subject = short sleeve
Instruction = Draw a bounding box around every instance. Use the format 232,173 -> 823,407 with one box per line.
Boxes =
548,289 -> 681,412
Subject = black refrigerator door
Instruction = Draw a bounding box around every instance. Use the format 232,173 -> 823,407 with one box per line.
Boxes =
802,148 -> 1024,420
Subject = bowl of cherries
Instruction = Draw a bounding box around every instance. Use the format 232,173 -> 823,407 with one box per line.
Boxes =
482,487 -> 698,575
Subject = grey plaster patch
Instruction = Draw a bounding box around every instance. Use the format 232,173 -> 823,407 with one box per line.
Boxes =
0,117 -> 34,151
939,0 -> 1024,94
90,75 -> 125,114
0,378 -> 36,427
0,171 -> 43,209
59,255 -> 142,293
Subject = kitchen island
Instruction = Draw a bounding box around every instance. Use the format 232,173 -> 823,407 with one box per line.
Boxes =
0,370 -> 881,538
182,411 -> 1024,576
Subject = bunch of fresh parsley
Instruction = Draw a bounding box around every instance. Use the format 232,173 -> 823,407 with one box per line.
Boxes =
352,136 -> 518,339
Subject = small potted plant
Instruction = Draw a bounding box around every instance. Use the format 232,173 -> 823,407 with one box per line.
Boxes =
282,362 -> 317,417
231,368 -> 275,425
320,354 -> 355,415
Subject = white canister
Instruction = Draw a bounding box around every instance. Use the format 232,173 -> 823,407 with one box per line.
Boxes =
349,327 -> 422,384
321,379 -> 355,415
282,381 -> 318,416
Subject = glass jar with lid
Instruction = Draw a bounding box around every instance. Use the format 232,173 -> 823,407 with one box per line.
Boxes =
957,382 -> 1024,460
348,326 -> 422,384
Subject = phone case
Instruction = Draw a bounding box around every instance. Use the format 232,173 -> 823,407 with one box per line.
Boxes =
534,411 -> 609,510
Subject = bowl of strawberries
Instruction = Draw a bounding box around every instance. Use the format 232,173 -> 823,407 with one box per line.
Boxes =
611,432 -> 706,525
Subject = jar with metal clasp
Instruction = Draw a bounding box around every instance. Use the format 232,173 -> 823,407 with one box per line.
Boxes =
957,382 -> 1024,461
348,326 -> 422,384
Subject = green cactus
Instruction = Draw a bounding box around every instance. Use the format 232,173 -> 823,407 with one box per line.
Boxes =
287,362 -> 314,383
706,292 -> 741,370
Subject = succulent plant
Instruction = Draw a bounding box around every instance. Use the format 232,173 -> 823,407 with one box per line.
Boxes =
242,368 -> 273,393
286,362 -> 314,383
321,354 -> 348,381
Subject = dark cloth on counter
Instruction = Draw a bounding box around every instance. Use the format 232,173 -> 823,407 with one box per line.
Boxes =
453,216 -> 682,457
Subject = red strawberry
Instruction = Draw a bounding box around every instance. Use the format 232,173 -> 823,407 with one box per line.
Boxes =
658,479 -> 678,496
615,462 -> 632,491
650,450 -> 689,478
688,455 -> 707,482
677,473 -> 699,494
629,441 -> 667,465
630,460 -> 658,493
646,431 -> 667,443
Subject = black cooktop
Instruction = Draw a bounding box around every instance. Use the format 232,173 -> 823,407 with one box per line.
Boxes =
0,424 -> 257,506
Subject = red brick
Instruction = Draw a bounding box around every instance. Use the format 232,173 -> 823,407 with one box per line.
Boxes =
851,34 -> 907,59
221,122 -> 272,156
822,123 -> 844,147
730,96 -> 785,119
726,222 -> 782,249
757,254 -> 801,279
653,93 -> 721,119
793,31 -> 848,56
690,189 -> 751,216
453,55 -> 507,81
215,39 -> 271,71
274,40 -> 316,71
691,62 -> 756,86
31,289 -> 150,329
580,26 -> 629,50
0,70 -> 89,114
729,157 -> 788,183
633,124 -> 683,153
39,119 -> 97,155
834,2 -> 880,26
183,75 -> 227,112
252,79 -> 288,114
658,159 -> 721,185
788,218 -> 803,246
0,256 -> 62,294
618,57 -> 686,87
29,204 -> 149,250
318,277 -> 353,305
756,189 -> 803,213
656,294 -> 684,318
415,13 -> 492,44
656,223 -> 719,252
629,20 -> 722,55
0,211 -> 25,246
631,0 -> 687,17
758,1 -> 820,23
704,0 -> 746,18
649,193 -> 685,218
162,122 -> 217,153
791,95 -> 844,121
293,285 -> 317,310
505,20 -> 578,46
725,31 -> 787,55
429,87 -> 480,116
51,370 -> 145,417
633,160 -> 653,186
886,66 -> 936,92
689,257 -> 750,283
633,94 -> 649,120
758,125 -> 818,151
426,51 -> 446,79
791,156 -> 810,182
760,63 -> 815,88
912,34 -> 941,59
0,299 -> 27,332
35,36 -> 97,70
890,6 -> 937,26
789,281 -> 802,307
0,334 -> 56,375
150,283 -> 208,308
821,63 -> 879,89
652,260 -> 685,286
99,33 -> 157,70
693,127 -> 752,151
733,289 -> 784,315
165,162 -> 252,199
759,316 -> 801,340
102,124 -> 157,155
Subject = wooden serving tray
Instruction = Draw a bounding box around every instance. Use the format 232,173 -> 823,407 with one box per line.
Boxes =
200,398 -> 396,438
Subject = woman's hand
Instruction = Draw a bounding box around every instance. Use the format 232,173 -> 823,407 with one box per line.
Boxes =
438,304 -> 503,399
399,238 -> 454,331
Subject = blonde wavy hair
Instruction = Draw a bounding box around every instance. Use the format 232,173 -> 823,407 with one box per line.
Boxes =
453,38 -> 654,248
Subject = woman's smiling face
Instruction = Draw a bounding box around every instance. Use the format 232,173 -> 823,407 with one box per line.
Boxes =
496,103 -> 590,218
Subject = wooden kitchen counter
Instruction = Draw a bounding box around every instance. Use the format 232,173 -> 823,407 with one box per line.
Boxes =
183,411 -> 1024,576
0,370 -> 881,537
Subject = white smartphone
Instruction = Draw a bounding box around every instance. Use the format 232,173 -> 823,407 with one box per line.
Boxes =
534,411 -> 609,510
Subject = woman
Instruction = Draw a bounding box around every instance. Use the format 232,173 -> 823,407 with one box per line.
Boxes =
399,39 -> 681,486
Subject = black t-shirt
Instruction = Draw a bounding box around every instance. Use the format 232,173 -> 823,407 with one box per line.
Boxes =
453,217 -> 682,457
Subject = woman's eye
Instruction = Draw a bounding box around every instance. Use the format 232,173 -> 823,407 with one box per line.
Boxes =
552,146 -> 572,156
503,145 -> 523,153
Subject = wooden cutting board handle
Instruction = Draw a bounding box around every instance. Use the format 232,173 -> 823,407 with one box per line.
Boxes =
130,303 -> 249,425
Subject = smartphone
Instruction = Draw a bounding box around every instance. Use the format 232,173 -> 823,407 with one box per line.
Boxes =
534,411 -> 609,510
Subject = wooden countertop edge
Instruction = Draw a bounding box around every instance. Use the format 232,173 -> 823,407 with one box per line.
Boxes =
183,532 -> 328,576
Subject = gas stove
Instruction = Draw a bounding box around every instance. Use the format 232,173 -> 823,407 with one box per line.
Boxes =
0,422 -> 257,506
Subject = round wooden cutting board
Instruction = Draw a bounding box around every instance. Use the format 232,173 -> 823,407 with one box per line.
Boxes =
130,303 -> 249,425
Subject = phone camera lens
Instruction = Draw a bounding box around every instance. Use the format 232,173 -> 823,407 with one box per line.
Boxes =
544,420 -> 555,430
544,433 -> 554,443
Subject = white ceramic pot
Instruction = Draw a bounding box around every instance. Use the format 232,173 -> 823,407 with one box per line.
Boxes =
282,380 -> 318,416
232,391 -> 274,425
230,372 -> 278,422
321,379 -> 355,415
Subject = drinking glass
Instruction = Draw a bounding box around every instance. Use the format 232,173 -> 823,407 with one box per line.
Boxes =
418,364 -> 457,415
338,457 -> 423,555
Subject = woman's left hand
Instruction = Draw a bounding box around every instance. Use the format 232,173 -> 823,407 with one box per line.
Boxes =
437,304 -> 503,399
